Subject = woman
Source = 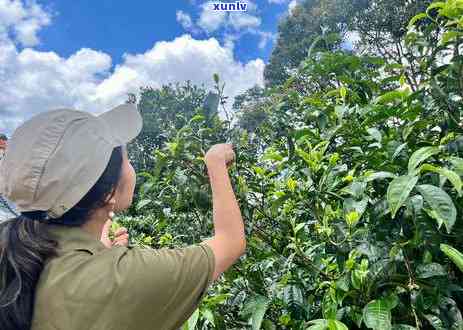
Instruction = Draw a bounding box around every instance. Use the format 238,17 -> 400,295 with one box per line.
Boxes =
0,104 -> 246,330
0,134 -> 19,222
0,134 -> 7,160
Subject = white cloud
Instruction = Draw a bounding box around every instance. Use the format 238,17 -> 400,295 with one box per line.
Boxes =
228,12 -> 261,30
176,1 -> 277,52
94,35 -> 265,106
288,0 -> 299,14
0,34 -> 264,133
0,1 -> 266,134
176,10 -> 194,31
195,1 -> 262,33
0,0 -> 50,46
198,2 -> 227,33
257,31 -> 276,49
223,33 -> 238,51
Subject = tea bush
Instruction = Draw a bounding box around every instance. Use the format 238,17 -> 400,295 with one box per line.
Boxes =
119,1 -> 463,329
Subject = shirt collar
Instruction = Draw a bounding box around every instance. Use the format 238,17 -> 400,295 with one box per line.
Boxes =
47,224 -> 107,255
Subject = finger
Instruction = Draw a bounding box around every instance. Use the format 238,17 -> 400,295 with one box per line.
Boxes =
114,239 -> 129,246
114,233 -> 129,242
113,236 -> 129,247
101,219 -> 113,239
114,227 -> 128,237
100,220 -> 114,248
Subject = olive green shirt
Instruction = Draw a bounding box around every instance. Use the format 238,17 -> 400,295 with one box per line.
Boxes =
31,225 -> 215,330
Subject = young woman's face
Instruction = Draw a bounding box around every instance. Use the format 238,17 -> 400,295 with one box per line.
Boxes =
113,148 -> 136,212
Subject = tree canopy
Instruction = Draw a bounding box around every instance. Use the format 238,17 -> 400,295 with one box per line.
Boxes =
120,1 -> 463,328
264,0 -> 432,87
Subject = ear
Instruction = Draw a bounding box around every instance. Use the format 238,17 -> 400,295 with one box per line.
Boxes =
103,190 -> 117,206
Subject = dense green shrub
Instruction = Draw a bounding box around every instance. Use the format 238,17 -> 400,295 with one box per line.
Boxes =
119,1 -> 463,329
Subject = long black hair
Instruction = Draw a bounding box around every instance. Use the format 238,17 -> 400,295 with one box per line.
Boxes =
0,146 -> 123,330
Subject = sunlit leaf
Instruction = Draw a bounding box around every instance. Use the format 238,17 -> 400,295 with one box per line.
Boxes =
363,299 -> 392,330
387,175 -> 419,218
417,185 -> 457,233
242,295 -> 270,330
408,147 -> 441,174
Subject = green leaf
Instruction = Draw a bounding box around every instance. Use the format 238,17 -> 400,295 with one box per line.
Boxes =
423,314 -> 445,330
392,143 -> 407,160
340,86 -> 347,99
201,309 -> 215,326
108,222 -> 121,241
342,182 -> 367,199
441,244 -> 463,273
416,262 -> 447,278
363,171 -> 396,182
335,105 -> 347,119
420,164 -> 462,196
408,12 -> 427,27
335,275 -> 349,292
262,320 -> 276,330
182,309 -> 200,330
387,175 -> 419,218
242,295 -> 270,330
306,319 -> 348,330
351,269 -> 362,290
426,2 -> 445,14
345,211 -> 360,227
189,114 -> 205,123
327,320 -> 349,330
363,300 -> 392,330
399,74 -> 406,86
344,197 -> 368,218
294,222 -> 305,234
367,128 -> 382,143
203,92 -> 220,117
392,325 -> 416,330
450,157 -> 463,176
416,185 -> 457,233
408,147 -> 441,174
382,293 -> 399,310
213,73 -> 220,84
322,293 -> 337,320
375,90 -> 406,104
403,124 -> 415,140
441,31 -> 461,44
136,198 -> 152,210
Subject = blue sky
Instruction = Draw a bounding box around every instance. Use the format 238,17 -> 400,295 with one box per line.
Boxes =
35,0 -> 290,64
0,0 -> 299,134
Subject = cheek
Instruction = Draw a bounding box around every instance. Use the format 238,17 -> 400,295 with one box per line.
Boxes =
115,163 -> 136,210
127,163 -> 136,193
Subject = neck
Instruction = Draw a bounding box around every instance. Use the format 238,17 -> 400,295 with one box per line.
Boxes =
80,209 -> 108,240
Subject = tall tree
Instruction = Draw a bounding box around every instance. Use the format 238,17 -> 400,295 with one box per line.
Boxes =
264,0 -> 431,88
264,0 -> 365,87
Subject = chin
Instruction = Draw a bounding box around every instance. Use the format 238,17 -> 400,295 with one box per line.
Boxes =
116,199 -> 132,212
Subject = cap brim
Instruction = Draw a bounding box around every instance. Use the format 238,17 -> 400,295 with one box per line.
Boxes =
99,104 -> 143,145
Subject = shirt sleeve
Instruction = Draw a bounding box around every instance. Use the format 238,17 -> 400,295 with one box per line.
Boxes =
114,243 -> 215,330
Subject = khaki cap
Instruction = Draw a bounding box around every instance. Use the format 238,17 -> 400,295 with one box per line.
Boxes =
0,104 -> 142,218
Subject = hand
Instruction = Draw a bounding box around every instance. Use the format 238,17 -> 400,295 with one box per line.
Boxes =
205,144 -> 235,167
100,219 -> 130,248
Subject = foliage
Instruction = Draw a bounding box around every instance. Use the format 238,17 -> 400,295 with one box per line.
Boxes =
119,1 -> 463,329
127,82 -> 208,173
350,0 -> 432,61
264,0 -> 431,87
264,0 -> 361,87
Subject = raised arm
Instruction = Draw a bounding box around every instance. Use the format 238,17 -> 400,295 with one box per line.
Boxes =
203,144 -> 246,280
